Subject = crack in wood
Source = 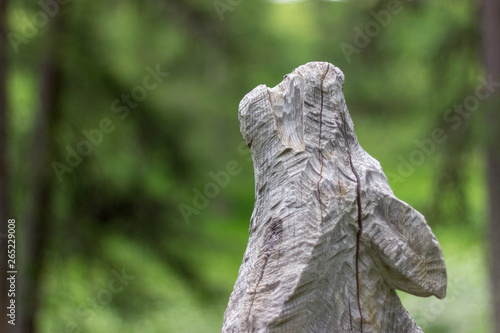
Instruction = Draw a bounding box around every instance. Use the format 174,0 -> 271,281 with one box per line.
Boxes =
316,64 -> 330,226
246,217 -> 284,328
349,298 -> 354,331
317,63 -> 363,331
340,103 -> 364,332
244,90 -> 277,330
246,255 -> 269,329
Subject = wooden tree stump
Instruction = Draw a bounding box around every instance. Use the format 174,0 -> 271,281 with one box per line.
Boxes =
222,62 -> 447,333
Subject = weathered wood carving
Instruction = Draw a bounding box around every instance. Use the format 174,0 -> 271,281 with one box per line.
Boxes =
222,62 -> 447,332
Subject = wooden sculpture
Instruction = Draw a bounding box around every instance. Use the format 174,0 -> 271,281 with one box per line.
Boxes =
222,62 -> 447,333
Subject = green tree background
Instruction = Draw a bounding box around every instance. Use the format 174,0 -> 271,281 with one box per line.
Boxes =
0,0 -> 498,332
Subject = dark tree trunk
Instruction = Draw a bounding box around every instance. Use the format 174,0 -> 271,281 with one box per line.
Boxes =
18,16 -> 63,333
0,0 -> 9,332
481,1 -> 500,332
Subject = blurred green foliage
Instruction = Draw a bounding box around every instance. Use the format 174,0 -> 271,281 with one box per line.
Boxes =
5,0 -> 492,331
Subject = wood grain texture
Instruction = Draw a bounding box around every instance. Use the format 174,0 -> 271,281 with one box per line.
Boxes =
222,62 -> 447,333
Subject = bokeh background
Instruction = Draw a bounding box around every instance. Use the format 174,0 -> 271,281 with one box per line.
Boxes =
0,0 -> 499,332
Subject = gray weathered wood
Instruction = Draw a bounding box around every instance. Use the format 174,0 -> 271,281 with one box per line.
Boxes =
222,62 -> 447,333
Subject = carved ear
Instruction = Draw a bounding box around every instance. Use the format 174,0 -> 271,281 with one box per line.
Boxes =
365,193 -> 447,299
269,74 -> 305,151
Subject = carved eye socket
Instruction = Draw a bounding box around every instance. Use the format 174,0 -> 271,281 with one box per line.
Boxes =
283,74 -> 289,79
